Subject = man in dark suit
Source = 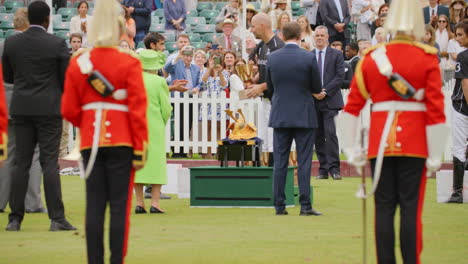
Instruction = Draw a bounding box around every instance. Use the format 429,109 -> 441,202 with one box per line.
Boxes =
423,0 -> 450,25
3,1 -> 75,231
318,0 -> 351,48
345,42 -> 359,73
266,22 -> 322,216
312,26 -> 344,180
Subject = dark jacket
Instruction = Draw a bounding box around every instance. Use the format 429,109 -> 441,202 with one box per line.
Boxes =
2,26 -> 69,116
124,0 -> 153,32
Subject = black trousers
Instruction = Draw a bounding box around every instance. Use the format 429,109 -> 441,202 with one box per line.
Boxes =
315,109 -> 340,175
370,157 -> 426,264
273,128 -> 315,211
8,115 -> 65,222
82,147 -> 133,264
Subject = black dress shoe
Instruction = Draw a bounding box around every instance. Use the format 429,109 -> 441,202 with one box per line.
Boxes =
135,206 -> 147,214
5,220 -> 21,231
275,209 -> 288,215
150,206 -> 165,214
300,208 -> 322,216
316,175 -> 328,180
49,219 -> 77,231
26,208 -> 48,213
331,173 -> 342,180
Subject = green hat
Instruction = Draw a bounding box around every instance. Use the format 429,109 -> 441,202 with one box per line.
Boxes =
138,49 -> 166,70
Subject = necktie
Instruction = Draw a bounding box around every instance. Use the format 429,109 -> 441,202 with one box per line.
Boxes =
318,50 -> 323,85
432,9 -> 435,17
227,36 -> 232,50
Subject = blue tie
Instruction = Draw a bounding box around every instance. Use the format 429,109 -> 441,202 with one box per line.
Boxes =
318,50 -> 323,85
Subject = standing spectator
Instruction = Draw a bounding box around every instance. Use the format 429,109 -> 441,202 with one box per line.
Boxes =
52,0 -> 66,12
345,42 -> 359,72
165,34 -> 190,67
447,20 -> 468,203
134,49 -> 172,214
3,1 -> 75,232
352,0 -> 374,41
229,58 -> 248,101
144,32 -> 167,76
215,0 -> 240,24
70,1 -> 92,47
197,54 -> 230,159
370,12 -> 386,37
297,15 -> 315,51
312,25 -> 344,180
247,13 -> 285,166
269,0 -> 293,30
423,0 -> 449,25
274,12 -> 291,40
377,3 -> 389,15
357,39 -> 371,57
164,0 -> 186,38
423,24 -> 440,55
61,0 -> 148,261
194,49 -> 207,71
301,0 -> 320,30
319,0 -> 351,48
447,36 -> 466,71
449,0 -> 466,32
69,33 -> 82,54
373,27 -> 386,45
246,4 -> 258,29
0,7 -> 45,215
214,19 -> 243,57
435,14 -> 455,80
123,0 -> 152,43
223,51 -> 237,74
184,0 -> 197,12
121,4 -> 136,49
245,33 -> 258,54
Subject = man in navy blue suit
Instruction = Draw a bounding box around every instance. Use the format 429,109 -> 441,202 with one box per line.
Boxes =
266,22 -> 323,216
312,26 -> 345,180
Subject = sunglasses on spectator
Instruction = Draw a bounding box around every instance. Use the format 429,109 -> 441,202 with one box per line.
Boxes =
438,20 -> 447,23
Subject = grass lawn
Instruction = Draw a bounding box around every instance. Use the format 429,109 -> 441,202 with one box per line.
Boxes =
0,175 -> 466,264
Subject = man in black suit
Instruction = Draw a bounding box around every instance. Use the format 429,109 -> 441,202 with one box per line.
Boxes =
423,0 -> 450,25
3,1 -> 75,231
266,22 -> 322,216
312,25 -> 344,180
318,0 -> 351,48
345,42 -> 359,73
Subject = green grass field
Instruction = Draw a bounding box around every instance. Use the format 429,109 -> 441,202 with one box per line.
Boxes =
0,175 -> 466,264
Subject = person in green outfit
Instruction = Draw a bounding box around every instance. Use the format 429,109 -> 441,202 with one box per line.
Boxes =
134,49 -> 173,214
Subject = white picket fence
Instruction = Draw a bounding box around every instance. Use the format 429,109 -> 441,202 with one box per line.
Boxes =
67,80 -> 456,161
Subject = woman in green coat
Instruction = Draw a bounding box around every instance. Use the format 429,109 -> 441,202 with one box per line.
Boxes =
134,49 -> 172,214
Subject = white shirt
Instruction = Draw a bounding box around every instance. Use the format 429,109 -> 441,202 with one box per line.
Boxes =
316,46 -> 327,85
333,0 -> 344,22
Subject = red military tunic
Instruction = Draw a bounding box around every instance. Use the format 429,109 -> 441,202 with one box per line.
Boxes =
61,47 -> 148,166
344,37 -> 446,159
0,64 -> 7,161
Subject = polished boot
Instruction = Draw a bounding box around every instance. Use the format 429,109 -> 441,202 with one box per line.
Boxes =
447,157 -> 465,204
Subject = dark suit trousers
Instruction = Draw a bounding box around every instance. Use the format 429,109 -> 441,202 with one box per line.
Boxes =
370,157 -> 426,264
82,147 -> 134,264
273,128 -> 315,211
8,116 -> 65,222
315,110 -> 340,175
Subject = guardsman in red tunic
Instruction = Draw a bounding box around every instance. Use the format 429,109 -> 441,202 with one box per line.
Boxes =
61,0 -> 148,263
0,64 -> 8,164
341,0 -> 448,263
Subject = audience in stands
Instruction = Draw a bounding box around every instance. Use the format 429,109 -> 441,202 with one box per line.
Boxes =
449,0 -> 466,31
330,41 -> 353,89
352,0 -> 375,41
274,12 -> 291,40
123,0 -> 152,43
301,0 -> 320,30
246,4 -> 258,29
269,0 -> 292,30
370,12 -> 386,36
297,15 -> 315,50
223,51 -> 237,74
345,42 -> 360,72
194,49 -> 207,71
319,0 -> 351,48
119,39 -> 131,49
120,4 -> 136,49
423,0 -> 449,25
357,39 -> 371,58
70,1 -> 91,47
214,18 -> 242,57
436,14 -> 454,74
69,33 -> 82,54
229,58 -> 248,101
163,0 -> 186,38
216,0 -> 241,24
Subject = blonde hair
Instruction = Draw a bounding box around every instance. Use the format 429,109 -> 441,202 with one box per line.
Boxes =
13,7 -> 29,30
276,12 -> 290,30
297,15 -> 312,35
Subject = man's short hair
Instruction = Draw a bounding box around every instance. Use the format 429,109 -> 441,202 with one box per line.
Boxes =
13,7 -> 29,30
315,25 -> 328,34
69,33 -> 82,43
177,34 -> 190,41
330,41 -> 343,48
455,19 -> 468,36
282,22 -> 301,41
143,32 -> 165,49
347,42 -> 359,52
28,1 -> 50,25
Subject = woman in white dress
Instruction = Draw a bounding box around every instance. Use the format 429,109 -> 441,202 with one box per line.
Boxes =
435,14 -> 455,80
69,1 -> 92,47
297,15 -> 315,51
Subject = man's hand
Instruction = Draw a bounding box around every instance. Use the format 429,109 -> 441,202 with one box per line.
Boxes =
334,23 -> 345,33
128,6 -> 134,13
312,90 -> 326,100
245,83 -> 265,98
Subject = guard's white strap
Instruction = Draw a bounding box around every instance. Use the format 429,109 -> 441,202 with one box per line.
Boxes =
82,102 -> 129,112
372,101 -> 426,112
77,51 -> 94,75
371,46 -> 393,78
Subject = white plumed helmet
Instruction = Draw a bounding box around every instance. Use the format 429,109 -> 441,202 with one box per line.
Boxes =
87,0 -> 125,47
384,0 -> 425,40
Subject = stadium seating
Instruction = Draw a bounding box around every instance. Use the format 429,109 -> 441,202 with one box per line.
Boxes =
0,6 -> 6,13
0,21 -> 14,30
188,33 -> 201,42
153,9 -> 164,17
53,21 -> 71,31
197,2 -> 213,12
191,41 -> 207,50
151,16 -> 160,24
165,41 -> 177,53
4,1 -> 25,13
162,32 -> 175,42
186,9 -> 198,17
291,1 -> 301,11
198,10 -> 219,24
202,33 -> 222,43
186,16 -> 206,26
58,8 -> 77,21
149,23 -> 165,33
0,13 -> 13,23
55,30 -> 70,40
193,24 -> 216,35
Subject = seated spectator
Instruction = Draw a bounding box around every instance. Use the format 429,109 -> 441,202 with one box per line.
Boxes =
216,0 -> 241,24
70,1 -> 91,47
373,27 -> 386,45
223,51 -> 237,74
164,0 -> 186,37
165,34 -> 191,78
214,19 -> 243,57
330,41 -> 353,89
197,54 -> 230,159
123,0 -> 152,43
297,15 -> 315,50
245,33 -> 258,55
449,0 -> 466,32
69,33 -> 82,54
345,42 -> 359,72
357,39 -> 371,57
121,4 -> 136,49
268,0 -> 292,30
274,12 -> 291,40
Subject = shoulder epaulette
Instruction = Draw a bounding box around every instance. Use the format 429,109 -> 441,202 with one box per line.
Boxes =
412,42 -> 438,55
118,47 -> 139,59
363,43 -> 385,56
71,48 -> 90,58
